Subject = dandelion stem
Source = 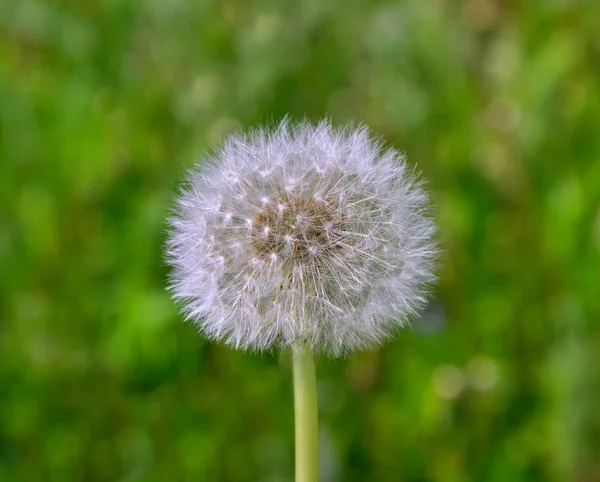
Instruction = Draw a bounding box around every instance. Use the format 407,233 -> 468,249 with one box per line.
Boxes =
293,342 -> 319,482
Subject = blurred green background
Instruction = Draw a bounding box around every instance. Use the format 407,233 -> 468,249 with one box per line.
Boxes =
2,0 -> 600,480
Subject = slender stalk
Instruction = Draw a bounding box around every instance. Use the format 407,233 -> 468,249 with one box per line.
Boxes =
292,342 -> 319,482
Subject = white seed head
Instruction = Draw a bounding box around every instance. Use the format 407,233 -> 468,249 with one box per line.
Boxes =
166,119 -> 437,356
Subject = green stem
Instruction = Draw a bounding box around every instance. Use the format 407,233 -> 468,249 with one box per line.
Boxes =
292,342 -> 319,482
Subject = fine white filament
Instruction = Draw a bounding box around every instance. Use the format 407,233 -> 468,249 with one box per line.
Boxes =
167,120 -> 436,356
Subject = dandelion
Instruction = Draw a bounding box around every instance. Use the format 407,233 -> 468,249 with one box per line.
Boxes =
166,119 -> 437,481
167,119 -> 436,355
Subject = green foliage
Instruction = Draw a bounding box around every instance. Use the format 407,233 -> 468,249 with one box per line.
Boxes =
1,0 -> 599,480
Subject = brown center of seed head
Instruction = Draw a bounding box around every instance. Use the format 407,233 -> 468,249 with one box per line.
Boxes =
252,197 -> 343,262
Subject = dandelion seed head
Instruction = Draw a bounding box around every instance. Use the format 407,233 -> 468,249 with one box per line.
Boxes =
167,119 -> 437,356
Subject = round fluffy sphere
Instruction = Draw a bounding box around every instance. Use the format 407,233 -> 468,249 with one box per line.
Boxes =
167,120 -> 437,356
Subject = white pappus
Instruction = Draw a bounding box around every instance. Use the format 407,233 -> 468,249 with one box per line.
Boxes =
166,119 -> 437,356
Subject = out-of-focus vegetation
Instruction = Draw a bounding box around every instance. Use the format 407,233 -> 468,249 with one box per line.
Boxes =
1,0 -> 600,480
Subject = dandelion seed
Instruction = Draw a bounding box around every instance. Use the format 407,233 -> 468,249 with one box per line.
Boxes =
166,119 -> 437,356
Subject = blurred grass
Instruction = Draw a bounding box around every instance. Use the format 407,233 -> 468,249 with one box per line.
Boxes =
1,0 -> 600,481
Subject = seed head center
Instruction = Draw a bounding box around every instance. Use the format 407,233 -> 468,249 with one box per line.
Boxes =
251,197 -> 342,262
